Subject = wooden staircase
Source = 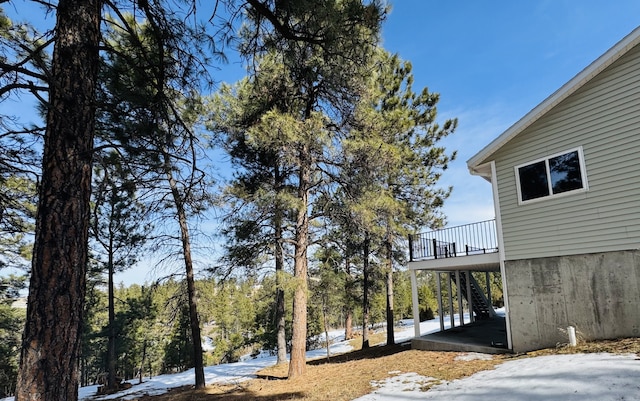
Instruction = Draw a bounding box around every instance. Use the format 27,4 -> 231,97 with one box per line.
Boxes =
450,271 -> 496,320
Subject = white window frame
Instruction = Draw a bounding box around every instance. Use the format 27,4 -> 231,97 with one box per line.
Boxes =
514,146 -> 589,205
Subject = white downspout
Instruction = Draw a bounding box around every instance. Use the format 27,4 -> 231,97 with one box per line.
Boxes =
490,160 -> 512,350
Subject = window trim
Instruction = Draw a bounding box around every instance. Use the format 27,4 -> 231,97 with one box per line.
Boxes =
514,146 -> 589,205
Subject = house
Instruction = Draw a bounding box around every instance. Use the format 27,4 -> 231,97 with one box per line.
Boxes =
408,26 -> 640,353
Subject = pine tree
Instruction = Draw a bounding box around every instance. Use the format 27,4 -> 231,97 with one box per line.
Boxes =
14,1 -> 100,399
214,0 -> 384,377
90,151 -> 150,391
211,69 -> 300,365
341,49 -> 457,346
98,14 -> 212,389
2,2 -> 215,394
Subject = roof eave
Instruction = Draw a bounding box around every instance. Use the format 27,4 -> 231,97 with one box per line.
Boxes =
469,162 -> 492,182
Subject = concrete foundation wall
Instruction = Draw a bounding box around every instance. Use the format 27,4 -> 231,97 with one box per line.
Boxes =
505,250 -> 640,353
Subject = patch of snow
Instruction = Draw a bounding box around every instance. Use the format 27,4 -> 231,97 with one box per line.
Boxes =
353,352 -> 640,401
401,353 -> 640,401
356,372 -> 437,400
454,352 -> 494,361
202,336 -> 214,352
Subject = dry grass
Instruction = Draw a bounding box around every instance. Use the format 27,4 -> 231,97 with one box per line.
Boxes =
129,336 -> 640,401
525,336 -> 640,356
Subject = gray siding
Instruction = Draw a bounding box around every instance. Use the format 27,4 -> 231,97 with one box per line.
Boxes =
491,43 -> 640,260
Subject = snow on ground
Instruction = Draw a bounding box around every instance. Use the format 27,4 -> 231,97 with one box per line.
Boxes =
353,353 -> 640,401
77,337 -> 355,401
4,311 -> 640,401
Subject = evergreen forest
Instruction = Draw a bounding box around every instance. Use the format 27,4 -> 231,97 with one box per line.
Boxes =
0,1 -> 502,400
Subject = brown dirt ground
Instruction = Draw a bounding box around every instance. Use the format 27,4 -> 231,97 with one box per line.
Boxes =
127,334 -> 640,401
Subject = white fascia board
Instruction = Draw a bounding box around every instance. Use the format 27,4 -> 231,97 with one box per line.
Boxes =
407,252 -> 500,272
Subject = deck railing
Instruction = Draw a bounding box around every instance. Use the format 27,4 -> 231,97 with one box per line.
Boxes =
409,219 -> 498,261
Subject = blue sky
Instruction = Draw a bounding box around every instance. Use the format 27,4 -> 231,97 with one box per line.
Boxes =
379,1 -> 640,226
4,1 -> 640,284
124,2 -> 640,284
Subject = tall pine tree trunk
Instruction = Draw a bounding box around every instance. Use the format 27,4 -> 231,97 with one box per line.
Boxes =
344,257 -> 353,340
322,300 -> 330,360
108,249 -> 117,389
165,160 -> 205,389
15,0 -> 101,399
275,217 -> 287,364
344,312 -> 353,340
139,339 -> 147,384
385,233 -> 395,346
274,165 -> 287,365
288,150 -> 310,379
361,234 -> 371,349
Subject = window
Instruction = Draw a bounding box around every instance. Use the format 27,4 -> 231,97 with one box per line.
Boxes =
515,147 -> 587,203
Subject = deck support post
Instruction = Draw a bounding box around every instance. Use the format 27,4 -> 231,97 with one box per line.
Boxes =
447,273 -> 455,328
485,271 -> 492,306
466,270 -> 474,323
455,270 -> 464,325
410,269 -> 421,338
436,272 -> 444,331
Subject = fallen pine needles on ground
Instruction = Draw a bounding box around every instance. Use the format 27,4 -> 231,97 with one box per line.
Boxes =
136,342 -> 503,401
131,336 -> 639,401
